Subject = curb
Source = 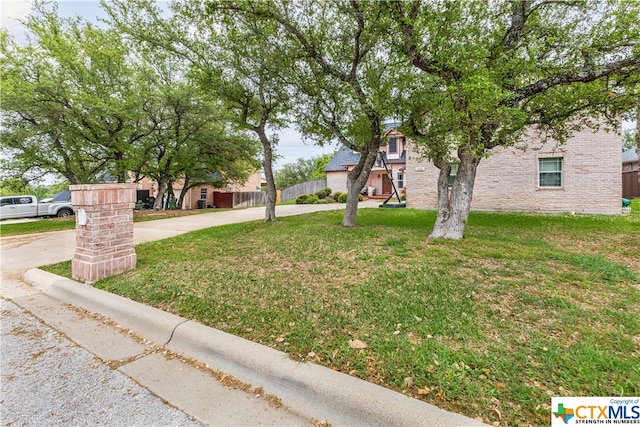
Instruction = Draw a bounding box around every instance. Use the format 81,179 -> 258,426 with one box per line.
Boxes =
23,269 -> 185,345
24,268 -> 485,427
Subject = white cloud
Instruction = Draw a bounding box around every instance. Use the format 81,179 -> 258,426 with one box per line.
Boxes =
1,1 -> 33,25
1,1 -> 33,38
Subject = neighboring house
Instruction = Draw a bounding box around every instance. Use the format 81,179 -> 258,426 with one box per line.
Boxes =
325,124 -> 407,197
407,125 -> 622,214
134,171 -> 263,209
177,172 -> 262,210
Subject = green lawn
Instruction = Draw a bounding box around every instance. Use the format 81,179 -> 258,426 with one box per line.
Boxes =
42,203 -> 640,426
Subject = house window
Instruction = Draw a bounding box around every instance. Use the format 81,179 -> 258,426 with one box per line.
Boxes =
397,172 -> 404,189
388,137 -> 398,154
539,157 -> 563,187
448,163 -> 459,187
200,188 -> 207,200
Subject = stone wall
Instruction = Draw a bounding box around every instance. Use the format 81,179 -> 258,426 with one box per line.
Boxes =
326,172 -> 347,195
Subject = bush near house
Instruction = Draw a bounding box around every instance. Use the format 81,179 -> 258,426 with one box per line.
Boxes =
297,188 -> 334,204
337,193 -> 363,203
315,187 -> 332,199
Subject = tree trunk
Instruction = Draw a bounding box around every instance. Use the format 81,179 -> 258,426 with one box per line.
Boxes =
429,150 -> 480,240
166,181 -> 176,209
153,156 -> 173,210
635,105 -> 640,187
256,126 -> 277,222
153,176 -> 169,210
342,143 -> 378,227
177,177 -> 190,209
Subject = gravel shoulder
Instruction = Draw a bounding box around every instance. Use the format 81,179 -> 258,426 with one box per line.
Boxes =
0,297 -> 202,427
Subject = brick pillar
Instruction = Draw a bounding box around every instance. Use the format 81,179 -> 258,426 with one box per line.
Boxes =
70,183 -> 137,284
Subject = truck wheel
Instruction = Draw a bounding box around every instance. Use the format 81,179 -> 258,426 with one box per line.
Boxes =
57,209 -> 73,218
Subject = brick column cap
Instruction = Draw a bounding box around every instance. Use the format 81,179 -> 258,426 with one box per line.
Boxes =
70,183 -> 138,191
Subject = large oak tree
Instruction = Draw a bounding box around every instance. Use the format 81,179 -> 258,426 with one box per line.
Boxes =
1,2 -> 260,203
212,0 -> 405,227
105,0 -> 290,221
388,0 -> 640,238
0,5 -> 148,184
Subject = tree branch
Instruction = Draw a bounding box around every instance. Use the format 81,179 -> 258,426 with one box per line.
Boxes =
512,55 -> 640,104
499,1 -> 528,55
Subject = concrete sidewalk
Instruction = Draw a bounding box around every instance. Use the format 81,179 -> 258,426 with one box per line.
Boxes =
1,203 -> 485,426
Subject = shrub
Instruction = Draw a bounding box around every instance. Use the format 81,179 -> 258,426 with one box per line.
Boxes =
337,193 -> 363,203
296,194 -> 310,204
316,187 -> 331,199
315,187 -> 332,199
296,194 -> 320,204
332,191 -> 342,201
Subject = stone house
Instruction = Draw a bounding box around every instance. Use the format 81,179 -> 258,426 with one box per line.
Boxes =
407,125 -> 622,214
325,123 -> 622,214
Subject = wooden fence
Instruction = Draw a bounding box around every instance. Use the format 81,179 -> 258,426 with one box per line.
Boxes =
280,178 -> 328,202
622,171 -> 639,199
232,191 -> 268,209
208,180 -> 329,209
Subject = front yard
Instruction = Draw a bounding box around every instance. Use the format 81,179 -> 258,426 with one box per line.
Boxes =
43,203 -> 639,426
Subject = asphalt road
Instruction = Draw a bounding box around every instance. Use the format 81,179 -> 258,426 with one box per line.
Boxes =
1,297 -> 203,427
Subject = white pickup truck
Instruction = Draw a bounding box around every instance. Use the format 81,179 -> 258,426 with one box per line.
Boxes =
0,195 -> 74,220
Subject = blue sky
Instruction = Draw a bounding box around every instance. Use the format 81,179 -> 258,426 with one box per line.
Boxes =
0,0 -> 337,170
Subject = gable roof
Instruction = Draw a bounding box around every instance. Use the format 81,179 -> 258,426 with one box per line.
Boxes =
622,148 -> 639,163
383,122 -> 401,132
324,145 -> 361,171
324,144 -> 406,171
